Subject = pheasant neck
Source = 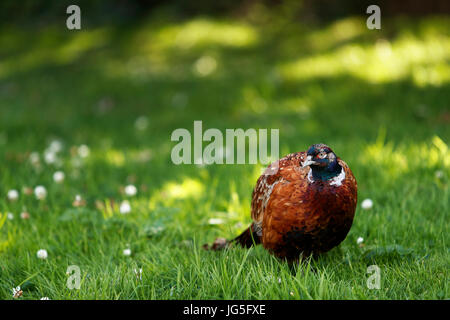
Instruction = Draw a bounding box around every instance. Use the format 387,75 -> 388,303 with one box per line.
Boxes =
311,162 -> 342,181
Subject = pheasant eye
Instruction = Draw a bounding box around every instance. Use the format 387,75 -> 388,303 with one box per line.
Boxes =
318,152 -> 327,159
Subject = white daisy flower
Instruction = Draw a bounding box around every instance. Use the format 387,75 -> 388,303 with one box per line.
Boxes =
34,186 -> 47,200
435,170 -> 444,179
12,286 -> 22,299
78,145 -> 90,158
124,185 -> 137,197
119,200 -> 131,214
53,171 -> 65,183
44,150 -> 57,164
361,198 -> 373,210
40,297 -> 50,300
123,248 -> 132,256
357,237 -> 364,245
7,212 -> 14,220
73,194 -> 86,207
7,189 -> 19,201
37,249 -> 48,259
134,268 -> 143,281
48,140 -> 63,153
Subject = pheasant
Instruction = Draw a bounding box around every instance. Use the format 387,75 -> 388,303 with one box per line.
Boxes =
207,144 -> 357,261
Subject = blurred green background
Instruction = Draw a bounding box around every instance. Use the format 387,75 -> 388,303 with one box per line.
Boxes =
0,0 -> 448,299
0,0 -> 449,154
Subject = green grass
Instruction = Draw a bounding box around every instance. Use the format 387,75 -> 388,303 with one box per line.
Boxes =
0,9 -> 449,299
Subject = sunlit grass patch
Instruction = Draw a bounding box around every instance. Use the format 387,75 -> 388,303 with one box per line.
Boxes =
279,18 -> 450,85
0,27 -> 112,79
153,18 -> 259,50
360,130 -> 449,181
159,177 -> 205,200
99,18 -> 258,81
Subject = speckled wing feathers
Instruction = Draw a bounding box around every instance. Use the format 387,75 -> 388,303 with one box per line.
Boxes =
251,152 -> 307,223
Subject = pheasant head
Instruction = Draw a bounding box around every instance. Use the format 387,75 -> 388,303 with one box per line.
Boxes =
302,143 -> 342,181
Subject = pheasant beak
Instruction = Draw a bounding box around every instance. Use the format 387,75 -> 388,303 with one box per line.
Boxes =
302,155 -> 317,167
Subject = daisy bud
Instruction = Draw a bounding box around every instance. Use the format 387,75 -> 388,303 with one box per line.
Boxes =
124,185 -> 137,197
7,189 -> 19,201
20,212 -> 30,220
119,200 -> 131,214
73,194 -> 86,207
53,171 -> 65,183
37,249 -> 48,259
361,198 -> 373,210
22,187 -> 33,196
34,186 -> 47,200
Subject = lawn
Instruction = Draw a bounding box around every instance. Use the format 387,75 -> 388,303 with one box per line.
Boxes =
0,8 -> 449,299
